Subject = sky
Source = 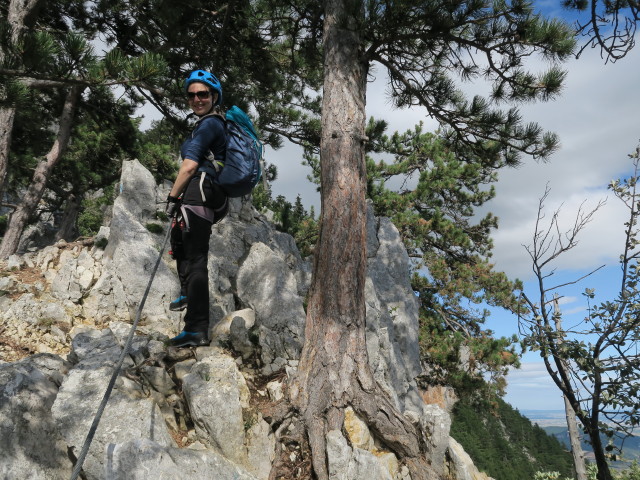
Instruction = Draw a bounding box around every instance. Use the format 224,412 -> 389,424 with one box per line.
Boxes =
262,26 -> 640,411
136,6 -> 640,413
481,45 -> 640,411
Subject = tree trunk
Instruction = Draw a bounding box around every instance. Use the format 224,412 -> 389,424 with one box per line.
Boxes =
553,297 -> 588,480
55,193 -> 81,242
0,107 -> 16,202
0,86 -> 83,259
0,0 -> 47,201
292,1 -> 433,479
561,377 -> 613,480
589,424 -> 613,480
7,0 -> 45,34
564,396 -> 587,480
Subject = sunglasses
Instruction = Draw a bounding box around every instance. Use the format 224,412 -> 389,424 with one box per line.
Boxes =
187,90 -> 211,100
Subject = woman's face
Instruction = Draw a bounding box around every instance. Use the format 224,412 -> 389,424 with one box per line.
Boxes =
187,82 -> 216,116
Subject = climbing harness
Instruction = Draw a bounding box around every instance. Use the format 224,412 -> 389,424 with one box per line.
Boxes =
69,222 -> 172,480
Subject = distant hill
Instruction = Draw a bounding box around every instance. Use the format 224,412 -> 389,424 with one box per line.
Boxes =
519,410 -> 640,467
542,425 -> 640,467
521,410 -> 569,427
451,398 -> 574,480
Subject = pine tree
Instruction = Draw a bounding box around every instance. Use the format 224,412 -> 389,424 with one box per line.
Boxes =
362,121 -> 522,396
269,0 -> 577,478
451,396 -> 574,480
0,0 -> 167,257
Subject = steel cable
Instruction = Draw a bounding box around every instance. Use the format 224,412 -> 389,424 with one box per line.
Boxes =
70,222 -> 172,480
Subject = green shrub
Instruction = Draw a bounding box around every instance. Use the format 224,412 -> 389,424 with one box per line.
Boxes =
77,187 -> 116,237
94,237 -> 108,249
145,222 -> 164,234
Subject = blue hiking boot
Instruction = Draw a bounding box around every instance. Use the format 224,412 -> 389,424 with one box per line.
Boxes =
169,295 -> 188,311
167,331 -> 210,348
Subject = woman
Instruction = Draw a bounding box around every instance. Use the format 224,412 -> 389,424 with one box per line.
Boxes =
165,70 -> 228,348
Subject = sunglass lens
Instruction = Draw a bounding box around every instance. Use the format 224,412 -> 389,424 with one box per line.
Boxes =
187,91 -> 211,100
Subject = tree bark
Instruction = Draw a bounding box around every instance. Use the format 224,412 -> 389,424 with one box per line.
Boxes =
7,0 -> 45,35
589,424 -> 613,480
292,1 -> 434,479
0,86 -> 83,259
55,193 -> 81,242
0,107 -> 16,202
563,396 -> 587,480
553,297 -> 588,480
0,0 -> 47,201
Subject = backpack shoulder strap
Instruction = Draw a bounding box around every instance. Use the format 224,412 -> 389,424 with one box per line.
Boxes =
191,113 -> 226,177
196,112 -> 225,121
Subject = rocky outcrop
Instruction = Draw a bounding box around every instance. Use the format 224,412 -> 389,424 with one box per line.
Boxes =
0,354 -> 72,480
447,438 -> 494,480
0,159 -> 493,480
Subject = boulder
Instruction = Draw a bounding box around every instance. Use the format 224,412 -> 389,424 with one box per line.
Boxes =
107,438 -> 259,480
236,242 -> 305,372
365,206 -> 424,414
89,159 -> 180,334
51,327 -> 175,480
447,438 -> 495,480
182,347 -> 251,465
326,430 -> 394,480
0,354 -> 72,480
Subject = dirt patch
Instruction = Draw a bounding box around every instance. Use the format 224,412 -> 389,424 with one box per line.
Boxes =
0,264 -> 47,300
10,266 -> 46,285
168,428 -> 195,449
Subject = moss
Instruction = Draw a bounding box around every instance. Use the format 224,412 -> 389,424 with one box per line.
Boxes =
145,222 -> 164,234
94,237 -> 108,249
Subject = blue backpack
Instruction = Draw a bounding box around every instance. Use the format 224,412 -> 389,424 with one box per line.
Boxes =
213,106 -> 263,197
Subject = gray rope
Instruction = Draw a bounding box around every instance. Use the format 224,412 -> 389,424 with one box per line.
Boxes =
70,222 -> 172,480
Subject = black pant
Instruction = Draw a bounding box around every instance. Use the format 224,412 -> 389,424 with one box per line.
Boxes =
173,211 -> 213,333
170,175 -> 227,334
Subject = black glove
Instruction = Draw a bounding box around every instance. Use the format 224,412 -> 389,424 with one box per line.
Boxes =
166,195 -> 180,218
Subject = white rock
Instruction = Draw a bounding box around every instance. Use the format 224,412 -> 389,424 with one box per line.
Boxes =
266,380 -> 284,402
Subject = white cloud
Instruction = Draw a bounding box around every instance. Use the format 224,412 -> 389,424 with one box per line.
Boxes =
504,362 -> 566,410
557,296 -> 578,306
484,46 -> 640,280
488,184 -> 630,280
563,305 -> 588,316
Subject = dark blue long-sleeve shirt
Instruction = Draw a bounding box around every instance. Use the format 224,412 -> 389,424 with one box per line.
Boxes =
180,115 -> 226,168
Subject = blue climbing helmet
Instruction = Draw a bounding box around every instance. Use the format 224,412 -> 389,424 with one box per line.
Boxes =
184,70 -> 223,106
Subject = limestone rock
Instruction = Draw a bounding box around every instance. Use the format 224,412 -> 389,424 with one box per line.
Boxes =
107,438 -> 259,480
418,404 -> 453,477
245,413 -> 276,480
51,327 -> 175,480
344,407 -> 374,451
211,308 -> 256,338
182,348 -> 250,465
447,437 -> 495,480
0,160 -> 492,480
326,430 -> 394,480
366,208 -> 424,415
236,242 -> 305,372
0,354 -> 72,480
